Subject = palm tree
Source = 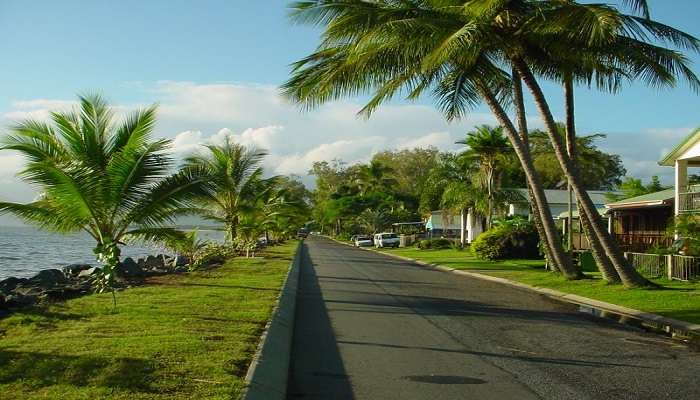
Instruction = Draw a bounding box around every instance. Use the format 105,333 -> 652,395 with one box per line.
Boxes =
457,125 -> 512,229
283,0 -> 698,287
357,208 -> 389,234
355,160 -> 397,195
0,95 -> 209,303
183,137 -> 268,243
283,0 -> 582,280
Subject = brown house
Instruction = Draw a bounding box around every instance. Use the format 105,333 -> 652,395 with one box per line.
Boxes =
605,189 -> 675,252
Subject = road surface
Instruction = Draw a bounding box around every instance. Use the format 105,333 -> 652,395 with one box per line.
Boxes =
287,237 -> 700,399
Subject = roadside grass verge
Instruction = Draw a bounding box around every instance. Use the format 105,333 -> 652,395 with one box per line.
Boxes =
0,241 -> 298,400
377,246 -> 700,325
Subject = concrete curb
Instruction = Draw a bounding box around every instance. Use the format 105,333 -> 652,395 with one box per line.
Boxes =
326,236 -> 700,335
242,240 -> 303,400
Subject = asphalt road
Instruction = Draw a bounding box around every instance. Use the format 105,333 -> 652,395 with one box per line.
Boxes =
286,237 -> 700,400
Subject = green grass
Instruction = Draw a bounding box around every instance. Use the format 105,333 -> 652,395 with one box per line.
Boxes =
378,246 -> 700,325
0,241 -> 299,400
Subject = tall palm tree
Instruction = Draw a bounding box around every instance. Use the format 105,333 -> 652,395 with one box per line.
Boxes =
283,0 -> 582,280
183,137 -> 269,243
0,95 -> 209,301
457,125 -> 512,229
284,0 -> 698,287
355,160 -> 397,195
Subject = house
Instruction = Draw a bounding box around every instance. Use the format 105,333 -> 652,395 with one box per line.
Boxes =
508,188 -> 611,219
659,127 -> 700,217
605,189 -> 675,252
426,188 -> 610,245
425,210 -> 483,243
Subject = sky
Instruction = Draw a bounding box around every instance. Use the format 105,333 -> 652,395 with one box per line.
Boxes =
1,0 -> 699,225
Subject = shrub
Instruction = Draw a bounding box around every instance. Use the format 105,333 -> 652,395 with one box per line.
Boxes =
471,221 -> 540,260
191,244 -> 236,270
416,238 -> 453,250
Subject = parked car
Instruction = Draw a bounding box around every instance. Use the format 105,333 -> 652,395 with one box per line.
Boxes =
374,233 -> 400,248
297,229 -> 309,238
354,235 -> 374,247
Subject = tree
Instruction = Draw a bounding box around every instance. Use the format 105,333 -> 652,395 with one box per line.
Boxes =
183,137 -> 270,242
0,95 -> 209,305
354,160 -> 397,195
282,0 -> 698,287
607,176 -> 669,201
457,125 -> 512,229
282,0 -> 582,279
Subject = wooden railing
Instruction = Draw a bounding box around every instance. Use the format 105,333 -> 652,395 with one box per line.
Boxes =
615,234 -> 672,253
670,255 -> 700,281
678,190 -> 700,213
625,252 -> 700,281
624,252 -> 666,278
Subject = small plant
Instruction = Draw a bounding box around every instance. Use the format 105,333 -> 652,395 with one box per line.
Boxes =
416,238 -> 453,250
191,244 -> 236,270
163,230 -> 208,262
471,220 -> 539,260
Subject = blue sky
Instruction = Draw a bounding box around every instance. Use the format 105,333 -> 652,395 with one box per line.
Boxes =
1,0 -> 700,222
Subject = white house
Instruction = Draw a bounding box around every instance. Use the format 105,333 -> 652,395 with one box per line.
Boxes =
425,210 -> 483,244
658,127 -> 700,217
507,188 -> 610,219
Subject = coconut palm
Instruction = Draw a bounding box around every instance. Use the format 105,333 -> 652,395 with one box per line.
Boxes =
183,137 -> 268,242
355,160 -> 397,195
284,0 -> 698,287
0,95 -> 209,302
457,125 -> 512,229
283,0 -> 583,280
356,208 -> 389,234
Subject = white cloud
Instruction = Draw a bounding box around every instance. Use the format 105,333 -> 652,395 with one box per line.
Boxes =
398,131 -> 456,150
4,79 -> 681,206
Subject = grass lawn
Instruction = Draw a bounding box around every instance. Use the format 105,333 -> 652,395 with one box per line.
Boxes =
0,241 -> 299,400
378,246 -> 700,325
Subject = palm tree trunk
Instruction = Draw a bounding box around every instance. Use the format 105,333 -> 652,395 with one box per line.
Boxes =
476,79 -> 581,279
513,70 -> 561,272
564,77 -> 621,283
514,60 -> 650,287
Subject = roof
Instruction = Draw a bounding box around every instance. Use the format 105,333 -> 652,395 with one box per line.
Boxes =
556,208 -> 608,219
513,189 -> 611,206
659,127 -> 700,166
605,188 -> 675,210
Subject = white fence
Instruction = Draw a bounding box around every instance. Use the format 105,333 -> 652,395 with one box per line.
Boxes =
625,252 -> 700,281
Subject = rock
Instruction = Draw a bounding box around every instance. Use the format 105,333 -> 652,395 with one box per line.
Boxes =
137,257 -> 146,268
0,277 -> 28,294
5,293 -> 38,307
144,255 -> 164,269
173,266 -> 188,273
174,255 -> 190,267
28,269 -> 68,289
78,266 -> 102,278
0,294 -> 6,310
62,264 -> 92,277
114,259 -> 144,278
13,285 -> 45,298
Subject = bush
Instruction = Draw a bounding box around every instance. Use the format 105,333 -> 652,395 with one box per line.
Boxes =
191,244 -> 237,270
471,221 -> 540,260
416,238 -> 453,250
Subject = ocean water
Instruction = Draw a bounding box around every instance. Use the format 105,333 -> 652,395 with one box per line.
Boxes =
0,226 -> 225,281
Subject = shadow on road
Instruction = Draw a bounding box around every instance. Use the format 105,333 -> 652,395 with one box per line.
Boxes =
287,243 -> 355,399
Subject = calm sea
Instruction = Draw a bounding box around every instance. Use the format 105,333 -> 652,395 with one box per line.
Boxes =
0,226 -> 225,281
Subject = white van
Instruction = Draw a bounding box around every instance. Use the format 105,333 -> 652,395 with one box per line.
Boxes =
374,233 -> 400,248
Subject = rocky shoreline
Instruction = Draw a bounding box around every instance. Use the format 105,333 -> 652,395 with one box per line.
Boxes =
0,254 -> 192,315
